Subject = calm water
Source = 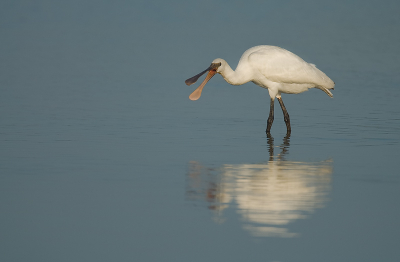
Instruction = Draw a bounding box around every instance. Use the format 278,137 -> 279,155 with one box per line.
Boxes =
1,1 -> 400,261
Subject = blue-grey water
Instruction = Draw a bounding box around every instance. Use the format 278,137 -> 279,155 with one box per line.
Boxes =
1,1 -> 400,261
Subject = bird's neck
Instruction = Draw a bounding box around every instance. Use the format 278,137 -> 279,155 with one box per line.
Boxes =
219,62 -> 251,86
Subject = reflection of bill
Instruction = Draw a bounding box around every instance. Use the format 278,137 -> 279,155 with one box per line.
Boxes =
186,136 -> 333,238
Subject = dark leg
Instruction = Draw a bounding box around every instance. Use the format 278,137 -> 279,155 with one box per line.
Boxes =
266,98 -> 274,134
266,133 -> 274,161
277,96 -> 291,135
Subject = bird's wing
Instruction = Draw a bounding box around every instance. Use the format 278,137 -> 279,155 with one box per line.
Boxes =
248,47 -> 332,88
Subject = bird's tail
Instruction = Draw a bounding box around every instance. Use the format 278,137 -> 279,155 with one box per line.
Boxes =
316,86 -> 334,98
309,63 -> 335,98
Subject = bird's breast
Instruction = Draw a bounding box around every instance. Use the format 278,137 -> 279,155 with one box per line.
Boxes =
251,80 -> 269,89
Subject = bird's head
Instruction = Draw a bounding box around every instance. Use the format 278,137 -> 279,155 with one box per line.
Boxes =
185,60 -> 223,100
211,58 -> 227,73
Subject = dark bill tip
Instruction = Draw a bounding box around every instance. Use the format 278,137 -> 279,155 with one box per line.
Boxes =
185,62 -> 221,86
185,68 -> 209,86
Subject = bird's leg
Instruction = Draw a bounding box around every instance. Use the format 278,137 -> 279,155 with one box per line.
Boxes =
277,96 -> 291,135
266,133 -> 274,161
266,98 -> 274,134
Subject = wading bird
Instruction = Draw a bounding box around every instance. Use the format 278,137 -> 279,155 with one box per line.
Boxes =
185,45 -> 334,135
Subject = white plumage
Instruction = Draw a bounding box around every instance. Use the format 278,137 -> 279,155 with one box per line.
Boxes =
185,45 -> 335,135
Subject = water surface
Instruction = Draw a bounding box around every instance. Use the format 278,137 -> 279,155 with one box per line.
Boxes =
1,1 -> 400,262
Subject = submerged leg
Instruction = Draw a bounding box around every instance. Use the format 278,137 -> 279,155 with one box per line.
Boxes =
277,96 -> 291,135
266,98 -> 274,134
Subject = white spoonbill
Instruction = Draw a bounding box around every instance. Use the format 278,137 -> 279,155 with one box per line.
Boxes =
185,45 -> 335,135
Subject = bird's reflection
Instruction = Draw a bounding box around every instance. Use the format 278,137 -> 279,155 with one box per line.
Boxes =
186,135 -> 333,238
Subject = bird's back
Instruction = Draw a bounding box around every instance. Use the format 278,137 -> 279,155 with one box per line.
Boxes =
245,46 -> 334,92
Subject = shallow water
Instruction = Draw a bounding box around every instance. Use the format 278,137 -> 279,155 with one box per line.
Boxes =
1,1 -> 400,262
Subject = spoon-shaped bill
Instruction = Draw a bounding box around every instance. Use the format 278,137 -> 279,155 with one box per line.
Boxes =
185,62 -> 221,86
185,68 -> 210,86
189,70 -> 217,100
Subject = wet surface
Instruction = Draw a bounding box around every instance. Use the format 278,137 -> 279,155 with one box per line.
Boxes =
1,1 -> 400,261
